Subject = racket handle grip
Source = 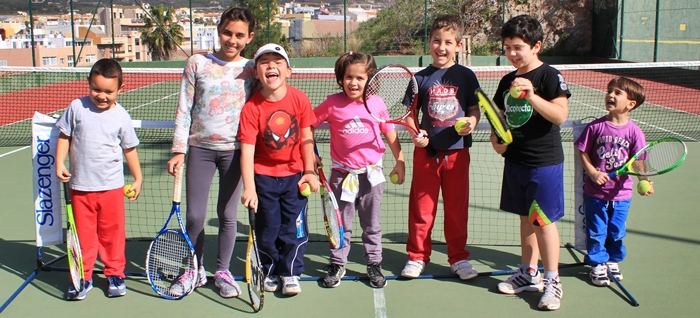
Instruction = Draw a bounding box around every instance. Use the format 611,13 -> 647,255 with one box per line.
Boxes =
607,171 -> 619,178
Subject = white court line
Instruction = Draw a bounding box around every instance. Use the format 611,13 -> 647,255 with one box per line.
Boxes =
0,146 -> 29,158
373,288 -> 388,318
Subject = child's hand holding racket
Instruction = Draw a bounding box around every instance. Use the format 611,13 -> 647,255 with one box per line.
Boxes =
489,131 -> 507,154
412,129 -> 429,148
588,170 -> 611,186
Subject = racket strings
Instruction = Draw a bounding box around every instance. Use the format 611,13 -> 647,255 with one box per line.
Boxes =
366,69 -> 415,119
322,195 -> 342,245
147,231 -> 196,297
637,141 -> 686,173
247,240 -> 263,310
66,233 -> 83,288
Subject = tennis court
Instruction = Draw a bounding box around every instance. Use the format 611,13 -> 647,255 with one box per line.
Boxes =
1,62 -> 699,317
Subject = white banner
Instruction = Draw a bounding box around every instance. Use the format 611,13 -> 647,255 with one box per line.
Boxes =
573,120 -> 587,250
31,112 -> 63,247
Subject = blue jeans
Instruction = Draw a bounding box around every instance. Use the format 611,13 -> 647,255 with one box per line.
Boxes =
583,195 -> 631,265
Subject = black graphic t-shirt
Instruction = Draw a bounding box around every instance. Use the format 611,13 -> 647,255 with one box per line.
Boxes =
494,64 -> 571,166
414,64 -> 480,150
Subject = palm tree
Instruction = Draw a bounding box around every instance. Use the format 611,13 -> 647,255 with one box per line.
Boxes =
140,4 -> 184,61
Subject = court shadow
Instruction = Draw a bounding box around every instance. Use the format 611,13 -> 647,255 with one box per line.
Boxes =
0,238 -> 73,301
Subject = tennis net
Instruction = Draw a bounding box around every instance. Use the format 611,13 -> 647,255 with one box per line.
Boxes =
4,61 -> 699,246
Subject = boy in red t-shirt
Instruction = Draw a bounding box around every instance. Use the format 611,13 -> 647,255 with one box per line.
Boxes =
238,43 -> 319,296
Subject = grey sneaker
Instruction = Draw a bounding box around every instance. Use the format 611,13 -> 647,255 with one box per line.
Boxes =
607,262 -> 623,280
367,263 -> 386,288
590,264 -> 610,286
169,266 -> 207,297
263,275 -> 280,292
107,276 -> 126,297
281,276 -> 301,296
66,280 -> 93,301
450,260 -> 478,280
214,270 -> 241,298
321,264 -> 346,288
497,267 -> 543,294
538,277 -> 563,311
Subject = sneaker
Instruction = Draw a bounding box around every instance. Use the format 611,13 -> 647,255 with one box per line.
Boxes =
538,277 -> 563,311
263,275 -> 280,292
450,260 -> 478,280
107,276 -> 127,297
66,280 -> 93,301
606,262 -> 623,280
281,276 -> 301,296
321,264 -> 346,288
214,270 -> 241,298
400,260 -> 425,278
497,267 -> 544,294
367,263 -> 387,288
589,264 -> 610,287
169,266 -> 207,297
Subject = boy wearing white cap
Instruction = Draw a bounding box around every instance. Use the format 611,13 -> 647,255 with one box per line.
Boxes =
238,43 -> 319,296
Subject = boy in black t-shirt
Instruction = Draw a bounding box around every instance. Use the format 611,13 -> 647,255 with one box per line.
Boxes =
490,15 -> 571,311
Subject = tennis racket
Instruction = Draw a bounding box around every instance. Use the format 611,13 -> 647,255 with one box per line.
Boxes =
475,88 -> 513,145
63,183 -> 85,294
609,136 -> 687,177
363,64 -> 423,138
245,207 -> 264,312
317,166 -> 345,249
145,165 -> 197,300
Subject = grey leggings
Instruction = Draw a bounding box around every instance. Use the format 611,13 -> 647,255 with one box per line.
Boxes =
185,146 -> 242,272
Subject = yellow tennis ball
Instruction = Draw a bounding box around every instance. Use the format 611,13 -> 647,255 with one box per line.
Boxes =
390,172 -> 399,184
454,119 -> 468,132
299,182 -> 311,197
510,85 -> 526,99
123,184 -> 136,198
637,180 -> 652,194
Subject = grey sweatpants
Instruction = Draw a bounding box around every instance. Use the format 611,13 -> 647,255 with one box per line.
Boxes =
185,146 -> 242,272
329,169 -> 385,265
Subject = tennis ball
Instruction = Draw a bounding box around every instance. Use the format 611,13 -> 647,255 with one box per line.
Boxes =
299,182 -> 311,197
389,172 -> 400,184
123,184 -> 136,198
454,119 -> 468,132
510,85 -> 526,99
637,180 -> 652,194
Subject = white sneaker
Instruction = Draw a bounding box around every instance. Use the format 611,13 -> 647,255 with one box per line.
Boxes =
606,262 -> 623,280
263,275 -> 279,292
589,264 -> 610,287
450,260 -> 478,280
281,276 -> 301,296
497,267 -> 543,294
538,277 -> 563,311
400,260 -> 425,278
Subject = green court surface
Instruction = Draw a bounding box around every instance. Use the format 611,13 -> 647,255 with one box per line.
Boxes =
1,142 -> 699,317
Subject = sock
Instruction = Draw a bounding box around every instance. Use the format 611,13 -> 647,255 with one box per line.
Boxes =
544,271 -> 559,280
520,264 -> 539,275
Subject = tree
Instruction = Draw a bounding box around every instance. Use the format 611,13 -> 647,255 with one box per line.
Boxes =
234,0 -> 286,58
140,4 -> 185,61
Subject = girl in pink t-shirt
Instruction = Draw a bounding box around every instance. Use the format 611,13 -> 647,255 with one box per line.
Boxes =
313,52 -> 405,289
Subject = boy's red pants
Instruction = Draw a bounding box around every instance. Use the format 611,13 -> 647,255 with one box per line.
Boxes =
407,147 -> 471,264
71,188 -> 126,279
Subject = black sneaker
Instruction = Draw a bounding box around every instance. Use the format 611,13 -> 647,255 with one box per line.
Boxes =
321,264 -> 346,288
367,263 -> 386,288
